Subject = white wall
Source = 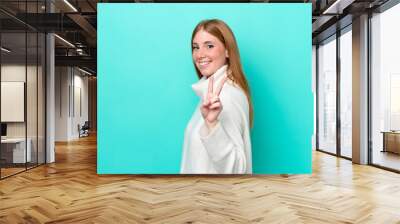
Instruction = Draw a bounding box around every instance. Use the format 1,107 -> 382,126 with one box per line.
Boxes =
55,67 -> 89,141
71,72 -> 89,139
1,65 -> 41,137
1,65 -> 26,135
55,66 -> 70,141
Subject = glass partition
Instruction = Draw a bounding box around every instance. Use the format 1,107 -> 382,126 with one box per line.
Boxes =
317,35 -> 337,155
371,3 -> 400,171
1,31 -> 27,177
0,1 -> 46,179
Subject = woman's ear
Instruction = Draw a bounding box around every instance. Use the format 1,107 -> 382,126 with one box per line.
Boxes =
225,50 -> 229,58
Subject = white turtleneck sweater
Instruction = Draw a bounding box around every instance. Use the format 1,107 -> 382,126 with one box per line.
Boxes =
180,65 -> 252,174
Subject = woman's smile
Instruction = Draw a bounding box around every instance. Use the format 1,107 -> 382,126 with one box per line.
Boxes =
192,30 -> 228,77
198,59 -> 212,67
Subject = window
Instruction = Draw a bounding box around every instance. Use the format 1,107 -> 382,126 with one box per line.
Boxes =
317,36 -> 337,154
371,3 -> 400,171
339,28 -> 352,158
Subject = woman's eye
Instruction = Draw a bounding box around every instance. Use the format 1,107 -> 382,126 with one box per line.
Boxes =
192,46 -> 199,50
207,44 -> 214,49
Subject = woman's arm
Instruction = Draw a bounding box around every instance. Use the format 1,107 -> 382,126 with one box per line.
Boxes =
199,98 -> 248,174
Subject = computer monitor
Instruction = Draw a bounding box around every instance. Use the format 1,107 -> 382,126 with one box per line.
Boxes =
1,123 -> 7,137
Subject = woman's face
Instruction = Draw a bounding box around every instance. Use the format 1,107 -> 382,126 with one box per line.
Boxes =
192,30 -> 228,77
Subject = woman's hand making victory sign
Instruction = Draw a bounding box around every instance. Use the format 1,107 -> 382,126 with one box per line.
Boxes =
201,76 -> 228,129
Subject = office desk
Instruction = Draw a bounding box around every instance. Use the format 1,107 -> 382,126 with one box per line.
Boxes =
1,138 -> 32,163
381,131 -> 400,154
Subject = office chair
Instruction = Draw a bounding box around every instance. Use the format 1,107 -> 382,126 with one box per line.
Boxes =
79,121 -> 90,138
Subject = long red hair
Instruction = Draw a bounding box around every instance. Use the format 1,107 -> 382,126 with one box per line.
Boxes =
191,19 -> 254,128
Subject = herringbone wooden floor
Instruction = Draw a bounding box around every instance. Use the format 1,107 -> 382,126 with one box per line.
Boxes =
1,134 -> 400,224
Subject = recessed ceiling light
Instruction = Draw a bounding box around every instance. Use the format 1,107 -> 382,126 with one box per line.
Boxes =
78,67 -> 93,76
54,34 -> 75,48
323,0 -> 354,15
63,0 -> 78,12
1,47 -> 11,53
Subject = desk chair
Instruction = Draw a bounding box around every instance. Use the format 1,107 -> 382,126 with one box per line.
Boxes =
78,121 -> 90,138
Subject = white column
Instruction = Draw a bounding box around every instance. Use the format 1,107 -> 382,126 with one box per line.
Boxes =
46,1 -> 55,163
46,33 -> 55,163
352,14 -> 369,164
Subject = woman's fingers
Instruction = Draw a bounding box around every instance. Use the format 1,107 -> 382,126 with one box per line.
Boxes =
209,96 -> 220,104
203,94 -> 211,106
215,76 -> 227,96
203,96 -> 221,109
208,76 -> 214,95
204,75 -> 226,109
209,102 -> 222,110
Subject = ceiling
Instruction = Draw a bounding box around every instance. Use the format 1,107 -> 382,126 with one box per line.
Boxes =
0,0 -> 395,75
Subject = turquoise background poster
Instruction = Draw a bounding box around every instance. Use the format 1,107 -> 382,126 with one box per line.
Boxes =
98,3 -> 313,174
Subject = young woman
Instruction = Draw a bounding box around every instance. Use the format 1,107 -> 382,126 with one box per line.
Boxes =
180,19 -> 253,174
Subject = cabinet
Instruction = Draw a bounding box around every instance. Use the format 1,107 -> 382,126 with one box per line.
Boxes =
0,138 -> 32,164
382,131 -> 400,154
